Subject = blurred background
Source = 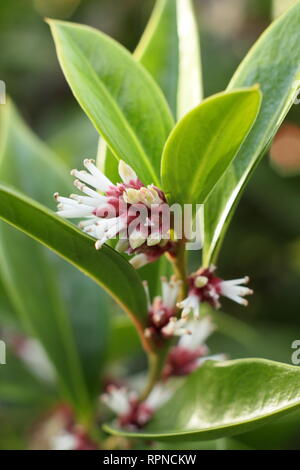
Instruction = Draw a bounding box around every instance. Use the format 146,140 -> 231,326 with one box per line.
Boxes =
0,0 -> 300,450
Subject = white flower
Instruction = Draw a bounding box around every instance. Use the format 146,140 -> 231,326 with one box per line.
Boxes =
179,316 -> 215,350
161,317 -> 191,337
177,293 -> 201,319
51,432 -> 77,451
178,266 -> 253,319
101,383 -> 174,430
163,315 -> 226,378
55,159 -> 176,268
143,277 -> 190,339
101,386 -> 136,417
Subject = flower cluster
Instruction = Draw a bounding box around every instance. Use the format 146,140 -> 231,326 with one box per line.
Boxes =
162,317 -> 226,378
29,405 -> 96,450
55,159 -> 254,434
55,159 -> 176,268
178,265 -> 253,319
101,317 -> 225,430
52,428 -> 96,451
101,384 -> 172,430
143,277 -> 190,343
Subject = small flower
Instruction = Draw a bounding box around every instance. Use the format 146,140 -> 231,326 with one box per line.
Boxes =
6,331 -> 55,383
163,316 -> 226,378
143,277 -> 190,343
178,265 -> 253,319
51,429 -> 96,450
101,384 -> 172,430
29,404 -> 96,450
55,159 -> 176,268
101,385 -> 152,429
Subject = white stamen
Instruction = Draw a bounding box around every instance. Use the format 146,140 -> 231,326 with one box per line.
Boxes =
70,194 -> 106,207
177,294 -> 200,319
57,207 -> 93,218
161,277 -> 181,310
219,277 -> 252,306
78,218 -> 98,229
179,317 -> 215,349
71,168 -> 110,193
162,317 -> 191,337
83,158 -> 113,190
73,180 -> 107,200
95,217 -> 127,248
54,194 -> 79,207
101,386 -> 134,416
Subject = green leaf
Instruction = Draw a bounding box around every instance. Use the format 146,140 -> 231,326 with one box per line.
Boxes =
203,2 -> 300,265
107,316 -> 141,363
0,350 -> 55,407
104,358 -> 300,441
0,276 -> 16,326
136,0 -> 203,119
161,88 -> 262,206
48,19 -> 174,186
98,0 -> 203,191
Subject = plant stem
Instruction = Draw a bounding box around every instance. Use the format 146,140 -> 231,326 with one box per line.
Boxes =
167,241 -> 188,302
139,345 -> 170,402
140,242 -> 188,402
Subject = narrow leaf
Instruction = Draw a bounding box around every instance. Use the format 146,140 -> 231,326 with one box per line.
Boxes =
161,88 -> 261,206
136,0 -> 203,119
48,19 -> 174,185
203,2 -> 300,265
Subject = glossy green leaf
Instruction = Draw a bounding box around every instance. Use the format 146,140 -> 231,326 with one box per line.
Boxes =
161,88 -> 262,206
203,2 -> 300,265
104,358 -> 300,441
136,0 -> 202,119
48,19 -> 174,186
